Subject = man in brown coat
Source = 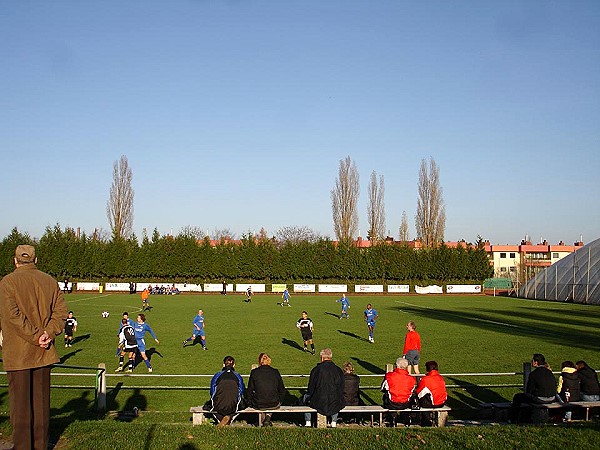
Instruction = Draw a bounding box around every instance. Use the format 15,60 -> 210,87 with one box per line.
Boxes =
0,244 -> 68,450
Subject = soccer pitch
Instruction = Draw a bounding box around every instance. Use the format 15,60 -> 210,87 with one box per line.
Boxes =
2,292 -> 599,414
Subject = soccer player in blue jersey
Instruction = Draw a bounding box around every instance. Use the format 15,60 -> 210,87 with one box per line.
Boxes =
134,313 -> 159,372
281,288 -> 291,307
297,311 -> 315,354
363,304 -> 378,343
183,309 -> 207,350
337,294 -> 350,319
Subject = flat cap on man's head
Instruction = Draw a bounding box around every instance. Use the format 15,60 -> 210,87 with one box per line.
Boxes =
15,244 -> 36,263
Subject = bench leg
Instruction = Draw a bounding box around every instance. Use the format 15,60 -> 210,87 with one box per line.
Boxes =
436,410 -> 448,427
317,413 -> 327,428
192,412 -> 204,426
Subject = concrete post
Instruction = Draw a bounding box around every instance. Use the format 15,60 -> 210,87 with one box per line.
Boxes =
96,363 -> 106,412
523,361 -> 531,391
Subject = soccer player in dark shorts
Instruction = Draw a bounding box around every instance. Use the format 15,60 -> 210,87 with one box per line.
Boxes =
296,311 -> 315,354
64,311 -> 77,347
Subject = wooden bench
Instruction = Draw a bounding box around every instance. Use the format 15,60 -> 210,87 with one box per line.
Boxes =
191,405 -> 448,427
480,400 -> 600,423
190,405 -> 316,427
386,406 -> 452,427
338,405 -> 388,427
563,401 -> 600,421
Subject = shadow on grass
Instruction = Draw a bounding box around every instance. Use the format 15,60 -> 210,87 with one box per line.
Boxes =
281,337 -> 305,352
390,304 -> 600,351
133,347 -> 163,368
351,357 -> 385,375
72,333 -> 91,345
49,390 -> 96,448
116,388 -> 147,423
59,348 -> 83,364
325,311 -> 340,318
338,329 -> 370,343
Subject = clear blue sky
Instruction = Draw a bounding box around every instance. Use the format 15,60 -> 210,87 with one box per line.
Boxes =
2,1 -> 599,245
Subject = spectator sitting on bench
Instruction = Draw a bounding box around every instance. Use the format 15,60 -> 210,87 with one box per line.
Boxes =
381,357 -> 416,410
416,360 -> 448,426
557,360 -> 581,421
576,360 -> 600,402
416,360 -> 448,408
343,361 -> 361,407
509,353 -> 557,424
208,355 -> 245,427
246,353 -> 287,427
302,348 -> 345,428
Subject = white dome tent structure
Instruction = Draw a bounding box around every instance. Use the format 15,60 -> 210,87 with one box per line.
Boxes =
518,238 -> 600,304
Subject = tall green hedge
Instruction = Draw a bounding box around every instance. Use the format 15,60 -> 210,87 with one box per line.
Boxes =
0,226 -> 493,284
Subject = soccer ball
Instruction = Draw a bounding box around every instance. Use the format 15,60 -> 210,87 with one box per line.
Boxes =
101,311 -> 110,318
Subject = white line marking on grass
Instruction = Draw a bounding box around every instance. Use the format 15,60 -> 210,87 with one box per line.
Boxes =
394,300 -> 520,328
66,294 -> 112,303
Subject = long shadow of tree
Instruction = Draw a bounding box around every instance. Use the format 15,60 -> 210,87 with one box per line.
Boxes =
390,304 -> 600,351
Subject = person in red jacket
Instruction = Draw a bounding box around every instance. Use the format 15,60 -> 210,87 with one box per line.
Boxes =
381,357 -> 416,409
403,321 -> 422,374
416,360 -> 447,408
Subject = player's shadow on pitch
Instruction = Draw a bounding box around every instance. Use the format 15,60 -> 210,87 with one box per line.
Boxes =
338,330 -> 370,343
325,312 -> 340,318
281,337 -> 305,352
72,333 -> 91,345
183,336 -> 204,347
59,348 -> 83,364
351,357 -> 385,375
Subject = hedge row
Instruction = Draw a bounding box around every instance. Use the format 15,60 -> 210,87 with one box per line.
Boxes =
0,226 -> 493,283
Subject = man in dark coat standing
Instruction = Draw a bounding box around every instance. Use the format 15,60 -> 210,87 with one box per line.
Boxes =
304,348 -> 345,428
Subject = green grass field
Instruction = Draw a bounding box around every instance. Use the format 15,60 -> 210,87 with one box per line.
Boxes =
1,292 -> 599,448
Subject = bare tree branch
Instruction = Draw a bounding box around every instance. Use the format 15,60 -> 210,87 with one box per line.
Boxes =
331,156 -> 360,241
367,170 -> 386,241
275,226 -> 322,245
106,155 -> 134,240
415,157 -> 445,247
399,210 -> 409,242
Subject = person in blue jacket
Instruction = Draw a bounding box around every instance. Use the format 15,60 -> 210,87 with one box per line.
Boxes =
209,355 -> 245,427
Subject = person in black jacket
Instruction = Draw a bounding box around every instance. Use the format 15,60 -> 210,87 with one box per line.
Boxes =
246,353 -> 286,427
557,360 -> 580,421
303,348 -> 345,428
509,353 -> 557,423
576,360 -> 600,401
342,361 -> 360,406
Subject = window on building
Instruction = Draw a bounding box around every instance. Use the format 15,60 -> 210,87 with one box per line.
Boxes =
509,266 -> 516,273
510,253 -> 516,258
500,253 -> 506,258
500,267 -> 507,272
552,253 -> 559,258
